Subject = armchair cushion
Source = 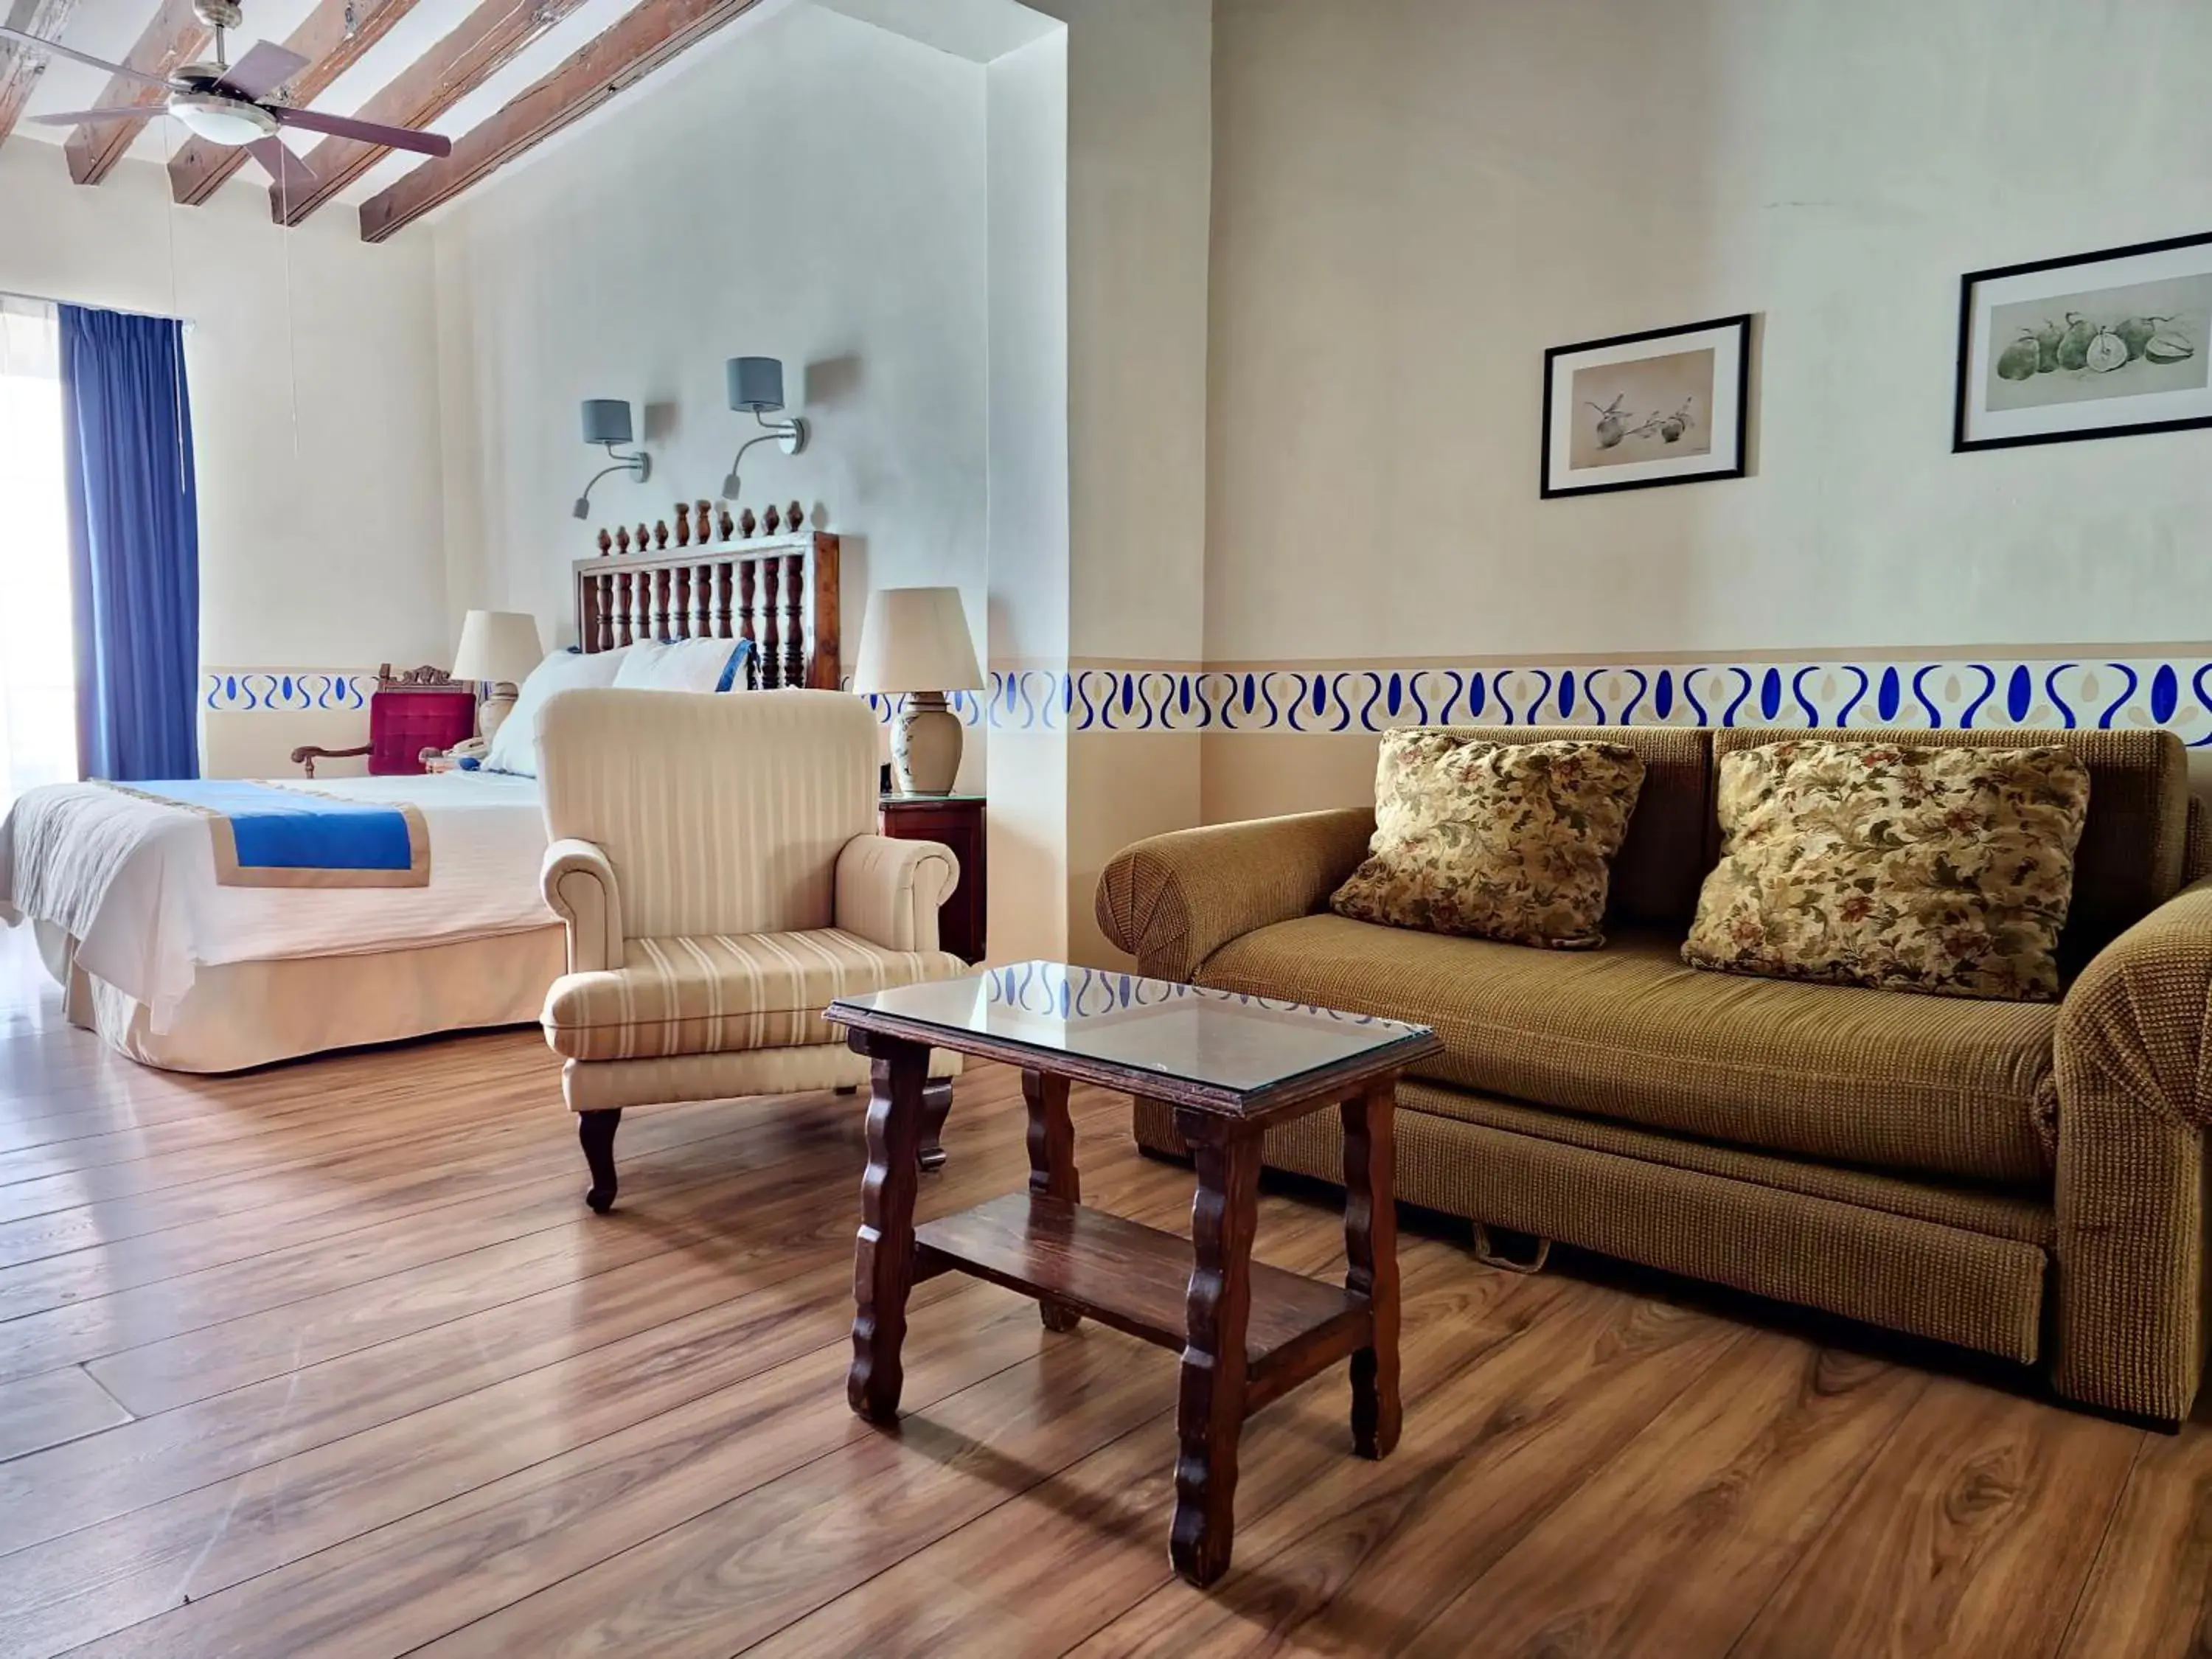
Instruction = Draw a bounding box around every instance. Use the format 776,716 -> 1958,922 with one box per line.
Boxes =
836,834 -> 960,953
541,838 -> 623,974
542,927 -> 967,1062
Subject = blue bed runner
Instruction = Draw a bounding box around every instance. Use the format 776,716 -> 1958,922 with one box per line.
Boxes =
102,780 -> 431,888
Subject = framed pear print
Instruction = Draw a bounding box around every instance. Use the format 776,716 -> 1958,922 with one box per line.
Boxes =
1955,229 -> 2212,451
1541,314 -> 1750,498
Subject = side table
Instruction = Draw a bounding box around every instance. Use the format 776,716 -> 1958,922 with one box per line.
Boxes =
878,793 -> 986,962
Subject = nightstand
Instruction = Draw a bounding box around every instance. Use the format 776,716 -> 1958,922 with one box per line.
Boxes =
879,793 -> 986,962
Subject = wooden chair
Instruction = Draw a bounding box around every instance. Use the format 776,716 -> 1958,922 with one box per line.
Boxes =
291,664 -> 478,779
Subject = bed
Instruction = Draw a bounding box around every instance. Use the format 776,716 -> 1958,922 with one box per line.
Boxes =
1,521 -> 841,1072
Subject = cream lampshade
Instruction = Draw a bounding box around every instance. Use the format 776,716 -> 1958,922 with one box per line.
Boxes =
451,610 -> 544,745
852,587 -> 983,796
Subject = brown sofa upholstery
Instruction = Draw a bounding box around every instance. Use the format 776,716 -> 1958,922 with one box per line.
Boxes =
1097,725 -> 2210,1423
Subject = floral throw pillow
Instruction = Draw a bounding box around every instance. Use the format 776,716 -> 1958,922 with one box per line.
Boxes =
1683,740 -> 2091,1001
1329,732 -> 1646,949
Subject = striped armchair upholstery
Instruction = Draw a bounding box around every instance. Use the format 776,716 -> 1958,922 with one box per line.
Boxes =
535,688 -> 967,1212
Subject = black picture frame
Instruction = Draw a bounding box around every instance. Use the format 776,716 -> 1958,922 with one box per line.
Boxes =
1953,229 -> 2212,453
1540,313 -> 1753,499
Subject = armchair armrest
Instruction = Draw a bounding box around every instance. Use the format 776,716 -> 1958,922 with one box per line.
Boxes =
542,838 -> 624,974
1095,807 -> 1377,982
290,743 -> 371,780
2052,874 -> 2212,1420
837,834 -> 959,953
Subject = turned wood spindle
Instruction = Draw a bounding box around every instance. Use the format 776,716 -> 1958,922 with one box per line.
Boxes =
635,524 -> 650,559
717,504 -> 734,542
653,520 -> 669,552
615,526 -> 631,555
739,507 -> 757,539
787,500 -> 804,532
675,566 -> 693,638
763,503 -> 782,535
615,569 -> 636,647
760,556 -> 784,689
717,560 -> 735,640
596,528 -> 611,557
673,503 -> 692,548
653,568 -> 672,639
596,572 -> 615,651
696,501 -> 714,546
782,552 -> 805,687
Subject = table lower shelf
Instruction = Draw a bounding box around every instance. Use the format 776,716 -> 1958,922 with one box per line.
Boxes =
914,1192 -> 1371,1408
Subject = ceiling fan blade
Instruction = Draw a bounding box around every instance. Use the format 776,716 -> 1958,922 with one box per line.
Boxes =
271,103 -> 451,158
0,22 -> 176,90
246,136 -> 317,201
215,40 -> 310,102
30,106 -> 165,125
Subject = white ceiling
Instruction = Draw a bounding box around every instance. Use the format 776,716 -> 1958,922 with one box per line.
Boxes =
7,0 -> 1058,214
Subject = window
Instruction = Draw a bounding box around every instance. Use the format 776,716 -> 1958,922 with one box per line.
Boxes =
0,298 -> 74,804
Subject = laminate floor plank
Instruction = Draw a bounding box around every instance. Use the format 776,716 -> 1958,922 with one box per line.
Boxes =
1728,1375 -> 2143,1659
2056,1417 -> 2212,1659
0,1363 -> 133,1462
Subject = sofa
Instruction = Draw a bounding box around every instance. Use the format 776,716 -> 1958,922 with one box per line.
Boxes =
1096,724 -> 2212,1425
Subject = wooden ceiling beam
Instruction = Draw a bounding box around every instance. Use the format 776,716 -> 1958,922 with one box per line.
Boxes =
61,0 -> 206,187
271,0 -> 588,227
167,0 -> 423,206
357,0 -> 767,244
0,0 -> 79,147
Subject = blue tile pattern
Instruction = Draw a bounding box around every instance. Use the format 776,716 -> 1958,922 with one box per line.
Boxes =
202,672 -> 376,713
863,657 -> 2212,746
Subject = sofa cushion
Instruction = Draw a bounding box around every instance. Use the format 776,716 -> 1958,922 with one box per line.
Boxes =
1195,912 -> 2056,1185
1715,726 -> 2186,973
543,927 -> 967,1062
1330,732 -> 1646,948
1426,725 -> 1710,927
1685,739 -> 2091,1002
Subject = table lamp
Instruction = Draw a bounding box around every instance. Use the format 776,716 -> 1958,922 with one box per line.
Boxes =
451,610 -> 544,744
852,586 -> 983,796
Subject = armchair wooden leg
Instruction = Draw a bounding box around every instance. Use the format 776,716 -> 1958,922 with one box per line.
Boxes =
579,1109 -> 622,1214
919,1078 -> 953,1172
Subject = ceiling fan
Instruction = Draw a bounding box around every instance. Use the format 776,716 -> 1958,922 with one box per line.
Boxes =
1,0 -> 451,193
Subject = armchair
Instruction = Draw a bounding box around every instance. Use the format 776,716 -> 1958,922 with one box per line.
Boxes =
291,664 -> 477,779
535,687 -> 967,1212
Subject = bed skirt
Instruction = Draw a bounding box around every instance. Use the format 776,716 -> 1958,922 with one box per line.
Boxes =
37,920 -> 568,1074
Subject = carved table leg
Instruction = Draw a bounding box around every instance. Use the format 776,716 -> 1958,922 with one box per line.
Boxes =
1169,1113 -> 1262,1587
1024,1068 -> 1080,1332
578,1109 -> 622,1214
919,1077 -> 953,1173
1342,1074 -> 1401,1459
848,1037 -> 927,1426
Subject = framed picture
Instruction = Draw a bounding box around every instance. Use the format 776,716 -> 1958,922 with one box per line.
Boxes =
1955,230 -> 2212,452
1540,314 -> 1750,498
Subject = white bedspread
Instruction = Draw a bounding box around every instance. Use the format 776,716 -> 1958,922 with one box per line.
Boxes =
0,772 -> 553,1031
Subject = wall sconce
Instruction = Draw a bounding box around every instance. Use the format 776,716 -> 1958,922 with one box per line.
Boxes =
571,398 -> 651,520
719,356 -> 808,498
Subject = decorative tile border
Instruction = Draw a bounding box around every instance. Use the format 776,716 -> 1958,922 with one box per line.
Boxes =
215,655 -> 2212,747
203,670 -> 375,712
872,655 -> 2212,745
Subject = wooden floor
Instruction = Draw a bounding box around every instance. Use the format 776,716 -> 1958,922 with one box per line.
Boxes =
1,931 -> 2208,1658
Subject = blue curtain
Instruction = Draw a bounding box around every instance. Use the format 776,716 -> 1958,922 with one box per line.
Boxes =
59,304 -> 201,781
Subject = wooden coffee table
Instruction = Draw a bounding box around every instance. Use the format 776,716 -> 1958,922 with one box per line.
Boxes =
826,961 -> 1442,1587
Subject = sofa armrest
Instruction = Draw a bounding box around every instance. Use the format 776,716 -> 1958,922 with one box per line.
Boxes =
1095,807 -> 1377,982
837,833 -> 959,954
541,838 -> 624,974
2052,874 -> 2212,1420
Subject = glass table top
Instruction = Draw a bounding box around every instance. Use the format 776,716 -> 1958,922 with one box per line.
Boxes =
827,960 -> 1437,1107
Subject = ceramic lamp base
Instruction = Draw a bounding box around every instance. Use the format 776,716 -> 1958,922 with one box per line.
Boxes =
891,692 -> 962,796
476,684 -> 519,745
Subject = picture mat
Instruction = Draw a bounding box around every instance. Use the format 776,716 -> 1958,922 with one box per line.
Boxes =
1546,322 -> 1745,490
1964,240 -> 2212,442
1568,347 -> 1717,470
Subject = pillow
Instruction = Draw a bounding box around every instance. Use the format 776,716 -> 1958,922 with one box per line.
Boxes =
1329,731 -> 1646,948
612,636 -> 754,695
484,647 -> 627,777
1682,740 -> 2091,1001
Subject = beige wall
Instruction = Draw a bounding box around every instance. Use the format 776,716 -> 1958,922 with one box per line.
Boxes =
1203,0 -> 2212,667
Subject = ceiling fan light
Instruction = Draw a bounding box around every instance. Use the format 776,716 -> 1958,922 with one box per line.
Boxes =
170,91 -> 277,147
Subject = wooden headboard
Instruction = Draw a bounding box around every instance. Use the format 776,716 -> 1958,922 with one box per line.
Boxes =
572,501 -> 840,690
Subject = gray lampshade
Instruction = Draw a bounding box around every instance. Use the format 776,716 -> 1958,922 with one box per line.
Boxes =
726,356 -> 785,414
581,398 -> 633,445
